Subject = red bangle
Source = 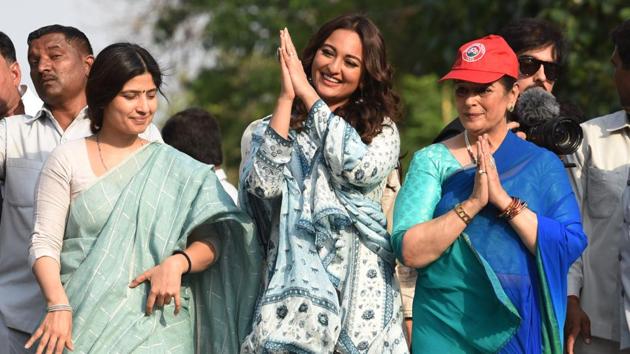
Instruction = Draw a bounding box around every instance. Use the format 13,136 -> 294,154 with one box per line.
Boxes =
498,197 -> 527,221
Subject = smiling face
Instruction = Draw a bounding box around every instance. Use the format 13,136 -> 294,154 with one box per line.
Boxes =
28,32 -> 93,107
101,73 -> 157,136
455,79 -> 519,136
310,29 -> 363,110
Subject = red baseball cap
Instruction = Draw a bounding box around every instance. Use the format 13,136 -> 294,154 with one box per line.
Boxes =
440,34 -> 518,84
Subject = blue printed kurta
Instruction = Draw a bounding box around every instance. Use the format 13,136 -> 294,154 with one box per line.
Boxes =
240,100 -> 408,353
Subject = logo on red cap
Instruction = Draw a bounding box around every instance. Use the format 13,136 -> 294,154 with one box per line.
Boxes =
462,43 -> 486,62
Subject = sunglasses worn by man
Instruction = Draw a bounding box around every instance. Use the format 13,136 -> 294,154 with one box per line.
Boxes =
518,55 -> 560,81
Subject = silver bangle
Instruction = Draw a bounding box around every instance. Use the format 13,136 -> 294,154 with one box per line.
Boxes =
46,304 -> 72,313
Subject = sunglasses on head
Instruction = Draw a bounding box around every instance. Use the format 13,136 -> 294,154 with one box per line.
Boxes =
518,55 -> 560,82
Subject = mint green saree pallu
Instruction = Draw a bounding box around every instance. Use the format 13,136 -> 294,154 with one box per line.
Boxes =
59,143 -> 262,353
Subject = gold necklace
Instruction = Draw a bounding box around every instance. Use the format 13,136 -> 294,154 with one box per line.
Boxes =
95,134 -> 108,171
464,130 -> 478,165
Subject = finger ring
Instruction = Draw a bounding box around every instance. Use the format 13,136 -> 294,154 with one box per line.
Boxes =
478,169 -> 486,175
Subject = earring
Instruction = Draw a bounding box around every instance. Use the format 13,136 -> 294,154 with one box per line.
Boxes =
507,104 -> 514,112
354,87 -> 364,104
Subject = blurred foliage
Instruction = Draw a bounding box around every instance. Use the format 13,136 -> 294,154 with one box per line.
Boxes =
141,0 -> 630,182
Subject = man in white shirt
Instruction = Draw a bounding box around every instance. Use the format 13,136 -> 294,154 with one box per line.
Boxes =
0,25 -> 161,353
162,107 -> 239,204
565,20 -> 630,354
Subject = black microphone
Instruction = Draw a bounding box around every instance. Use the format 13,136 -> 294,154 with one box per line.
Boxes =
512,87 -> 583,157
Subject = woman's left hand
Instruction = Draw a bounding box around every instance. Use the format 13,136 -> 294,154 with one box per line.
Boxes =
479,134 -> 512,211
129,255 -> 188,315
279,28 -> 319,106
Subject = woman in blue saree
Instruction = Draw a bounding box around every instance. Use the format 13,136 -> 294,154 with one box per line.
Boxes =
392,35 -> 587,353
25,43 -> 261,353
239,14 -> 408,353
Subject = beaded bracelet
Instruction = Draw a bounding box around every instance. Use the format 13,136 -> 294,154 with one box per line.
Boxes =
47,304 -> 72,313
454,203 -> 472,225
173,250 -> 192,275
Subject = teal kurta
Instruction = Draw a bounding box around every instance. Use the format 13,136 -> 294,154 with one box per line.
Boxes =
392,134 -> 586,353
392,143 -> 519,353
60,143 -> 262,353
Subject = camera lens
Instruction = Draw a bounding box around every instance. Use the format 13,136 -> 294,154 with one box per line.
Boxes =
546,117 -> 583,155
524,117 -> 583,155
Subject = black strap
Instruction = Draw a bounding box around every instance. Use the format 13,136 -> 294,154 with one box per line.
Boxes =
173,250 -> 192,275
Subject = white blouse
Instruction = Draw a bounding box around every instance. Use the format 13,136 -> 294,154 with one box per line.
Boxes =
29,138 -> 221,268
29,138 -> 97,266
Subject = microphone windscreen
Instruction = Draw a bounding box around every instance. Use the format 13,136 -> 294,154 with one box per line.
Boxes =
514,87 -> 560,126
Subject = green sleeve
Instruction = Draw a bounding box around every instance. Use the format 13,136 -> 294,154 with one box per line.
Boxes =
391,144 -> 458,264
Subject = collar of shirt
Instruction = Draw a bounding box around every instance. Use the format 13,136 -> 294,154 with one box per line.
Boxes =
27,106 -> 89,139
604,110 -> 630,132
30,105 -> 88,125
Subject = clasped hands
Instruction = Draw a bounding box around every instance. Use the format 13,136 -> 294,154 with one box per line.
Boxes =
277,28 -> 319,106
467,134 -> 512,215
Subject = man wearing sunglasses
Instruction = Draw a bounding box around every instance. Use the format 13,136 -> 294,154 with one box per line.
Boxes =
565,20 -> 630,354
432,18 -> 566,143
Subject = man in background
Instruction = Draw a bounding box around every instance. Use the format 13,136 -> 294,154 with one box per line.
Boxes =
565,20 -> 630,354
0,24 -> 160,353
432,18 -> 566,142
0,31 -> 41,118
162,107 -> 238,204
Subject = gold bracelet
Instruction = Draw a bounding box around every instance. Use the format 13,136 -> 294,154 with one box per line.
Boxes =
454,203 -> 472,225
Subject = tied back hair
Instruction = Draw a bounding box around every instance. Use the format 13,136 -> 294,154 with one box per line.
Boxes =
290,14 -> 401,144
86,43 -> 163,133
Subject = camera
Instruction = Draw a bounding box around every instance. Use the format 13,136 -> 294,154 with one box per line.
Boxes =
513,87 -> 583,156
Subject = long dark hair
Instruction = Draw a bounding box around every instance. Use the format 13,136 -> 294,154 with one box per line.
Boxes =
291,14 -> 401,144
86,43 -> 163,133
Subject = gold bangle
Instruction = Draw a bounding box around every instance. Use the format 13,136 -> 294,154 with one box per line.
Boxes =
454,203 -> 472,225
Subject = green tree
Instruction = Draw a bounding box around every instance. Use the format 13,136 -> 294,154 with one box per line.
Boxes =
142,0 -> 630,182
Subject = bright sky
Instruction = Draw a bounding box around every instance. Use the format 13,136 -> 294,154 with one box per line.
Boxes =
6,1 -> 120,87
4,0 -> 178,122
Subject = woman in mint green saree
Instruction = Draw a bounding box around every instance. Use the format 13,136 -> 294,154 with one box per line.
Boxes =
392,35 -> 587,353
26,43 -> 261,354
